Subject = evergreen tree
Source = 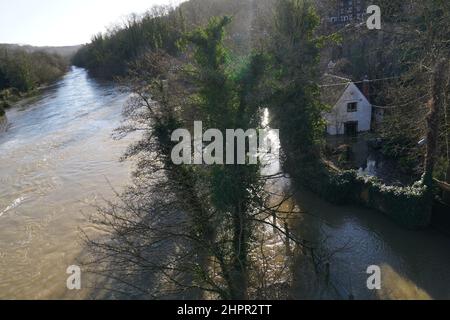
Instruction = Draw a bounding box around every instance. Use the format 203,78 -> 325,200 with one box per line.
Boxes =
267,0 -> 327,172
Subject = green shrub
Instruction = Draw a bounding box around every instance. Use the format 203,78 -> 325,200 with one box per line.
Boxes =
294,162 -> 432,229
0,47 -> 67,93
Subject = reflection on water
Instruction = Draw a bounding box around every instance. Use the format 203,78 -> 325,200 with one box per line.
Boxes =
291,188 -> 450,300
0,67 -> 134,299
377,264 -> 431,300
327,134 -> 417,185
358,150 -> 417,186
359,159 -> 377,177
263,113 -> 450,300
1,68 -> 449,300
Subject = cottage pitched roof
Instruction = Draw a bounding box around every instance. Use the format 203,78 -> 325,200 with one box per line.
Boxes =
319,74 -> 352,106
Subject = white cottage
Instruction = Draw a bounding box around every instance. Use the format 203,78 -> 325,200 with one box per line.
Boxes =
321,76 -> 372,136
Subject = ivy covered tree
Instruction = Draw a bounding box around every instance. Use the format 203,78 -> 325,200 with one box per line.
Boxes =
83,15 -> 307,300
267,0 -> 328,173
183,16 -> 270,299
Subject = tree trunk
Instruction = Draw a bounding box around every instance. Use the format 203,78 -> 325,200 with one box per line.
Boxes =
444,72 -> 450,204
443,165 -> 450,204
423,59 -> 448,186
229,204 -> 249,300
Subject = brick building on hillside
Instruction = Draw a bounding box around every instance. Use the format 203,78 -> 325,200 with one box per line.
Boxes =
328,0 -> 367,24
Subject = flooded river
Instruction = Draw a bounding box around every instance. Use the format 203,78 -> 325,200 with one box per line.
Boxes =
291,188 -> 450,300
0,67 -> 133,299
0,67 -> 449,300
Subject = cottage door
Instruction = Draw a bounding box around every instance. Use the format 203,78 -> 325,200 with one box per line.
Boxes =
344,121 -> 358,136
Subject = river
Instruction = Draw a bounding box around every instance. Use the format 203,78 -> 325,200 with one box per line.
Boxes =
291,188 -> 450,299
1,67 -> 450,300
0,67 -> 134,299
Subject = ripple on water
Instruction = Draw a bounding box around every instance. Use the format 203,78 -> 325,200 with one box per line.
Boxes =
0,67 -> 133,299
0,196 -> 25,218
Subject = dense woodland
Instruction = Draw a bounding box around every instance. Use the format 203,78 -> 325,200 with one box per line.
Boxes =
71,0 -> 279,78
71,0 -> 450,299
0,45 -> 69,113
316,0 -> 450,180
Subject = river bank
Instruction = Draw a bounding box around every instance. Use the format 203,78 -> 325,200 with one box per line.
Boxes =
1,84 -> 58,109
1,88 -> 45,120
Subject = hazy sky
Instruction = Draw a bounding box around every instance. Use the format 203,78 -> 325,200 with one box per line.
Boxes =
0,0 -> 185,46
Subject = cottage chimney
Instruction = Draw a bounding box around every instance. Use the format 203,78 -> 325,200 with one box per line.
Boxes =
362,75 -> 370,101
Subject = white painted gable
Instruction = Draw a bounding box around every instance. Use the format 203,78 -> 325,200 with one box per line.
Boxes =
324,83 -> 372,135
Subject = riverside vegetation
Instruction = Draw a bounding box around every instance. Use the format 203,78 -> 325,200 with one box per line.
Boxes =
72,0 -> 450,298
0,45 -> 69,115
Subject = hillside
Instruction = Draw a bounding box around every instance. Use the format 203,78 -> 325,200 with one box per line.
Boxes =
0,43 -> 82,58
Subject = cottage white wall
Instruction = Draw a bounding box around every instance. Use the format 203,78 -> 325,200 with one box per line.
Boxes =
325,83 -> 372,135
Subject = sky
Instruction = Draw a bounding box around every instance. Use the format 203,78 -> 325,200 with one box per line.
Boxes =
0,0 -> 186,47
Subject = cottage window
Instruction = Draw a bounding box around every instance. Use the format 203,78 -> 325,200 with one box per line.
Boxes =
347,102 -> 357,112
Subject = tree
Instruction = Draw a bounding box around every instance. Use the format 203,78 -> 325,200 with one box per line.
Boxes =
266,0 -> 328,173
0,46 -> 67,93
82,12 -> 322,299
72,5 -> 185,78
375,1 -> 450,181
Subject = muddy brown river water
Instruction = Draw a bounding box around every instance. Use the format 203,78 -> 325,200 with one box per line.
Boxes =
0,67 -> 134,299
0,67 -> 449,299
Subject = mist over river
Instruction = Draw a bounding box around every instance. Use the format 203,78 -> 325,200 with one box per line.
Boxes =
1,67 -> 450,300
